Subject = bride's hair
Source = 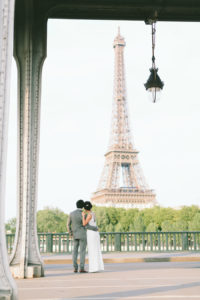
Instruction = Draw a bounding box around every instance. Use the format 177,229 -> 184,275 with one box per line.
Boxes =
84,201 -> 92,211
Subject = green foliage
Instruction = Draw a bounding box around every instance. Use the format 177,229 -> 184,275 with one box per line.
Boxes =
93,205 -> 200,232
5,205 -> 200,234
133,215 -> 145,232
176,205 -> 199,224
37,207 -> 68,233
5,217 -> 16,233
107,207 -> 120,225
173,220 -> 188,231
188,213 -> 200,231
105,223 -> 115,232
93,206 -> 110,232
161,220 -> 174,232
114,222 -> 124,232
146,222 -> 157,232
119,210 -> 132,231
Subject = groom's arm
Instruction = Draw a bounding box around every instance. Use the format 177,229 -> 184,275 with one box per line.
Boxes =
67,214 -> 73,236
83,213 -> 98,231
85,224 -> 98,231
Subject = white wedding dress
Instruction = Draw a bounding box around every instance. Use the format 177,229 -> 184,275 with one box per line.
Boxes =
87,212 -> 104,273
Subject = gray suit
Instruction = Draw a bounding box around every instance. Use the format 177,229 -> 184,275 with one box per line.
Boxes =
67,209 -> 97,271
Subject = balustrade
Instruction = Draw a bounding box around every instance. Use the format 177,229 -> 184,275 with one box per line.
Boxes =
6,231 -> 200,254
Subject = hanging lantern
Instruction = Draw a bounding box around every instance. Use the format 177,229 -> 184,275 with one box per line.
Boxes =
144,68 -> 164,102
144,20 -> 164,102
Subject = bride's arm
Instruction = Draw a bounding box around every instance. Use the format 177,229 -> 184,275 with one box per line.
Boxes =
82,212 -> 92,226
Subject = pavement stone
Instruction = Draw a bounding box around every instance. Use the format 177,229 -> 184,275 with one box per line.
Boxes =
16,261 -> 200,299
42,251 -> 200,265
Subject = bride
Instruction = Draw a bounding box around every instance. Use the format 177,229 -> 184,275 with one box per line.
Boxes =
82,201 -> 104,273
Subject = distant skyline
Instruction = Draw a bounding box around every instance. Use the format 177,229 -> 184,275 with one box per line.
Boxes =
5,20 -> 200,220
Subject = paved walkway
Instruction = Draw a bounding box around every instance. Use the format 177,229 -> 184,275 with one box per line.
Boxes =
42,251 -> 200,264
16,260 -> 200,299
15,252 -> 200,300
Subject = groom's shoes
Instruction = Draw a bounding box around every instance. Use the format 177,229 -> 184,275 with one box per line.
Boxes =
79,269 -> 88,273
74,269 -> 78,273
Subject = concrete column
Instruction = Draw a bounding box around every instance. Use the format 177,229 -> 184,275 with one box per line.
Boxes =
0,0 -> 18,298
9,0 -> 47,279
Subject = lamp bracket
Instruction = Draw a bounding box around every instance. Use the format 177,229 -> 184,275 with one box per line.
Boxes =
145,10 -> 158,25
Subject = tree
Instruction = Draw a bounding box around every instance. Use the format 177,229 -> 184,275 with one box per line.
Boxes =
148,206 -> 176,229
172,220 -> 188,231
188,213 -> 200,231
5,205 -> 200,234
37,207 -> 68,233
105,223 -> 115,232
107,207 -> 120,226
128,223 -> 135,231
133,215 -> 145,232
125,209 -> 139,230
93,206 -> 110,232
177,206 -> 199,224
115,222 -> 124,232
146,222 -> 157,232
142,207 -> 156,228
118,210 -> 131,231
5,217 -> 16,234
161,220 -> 173,232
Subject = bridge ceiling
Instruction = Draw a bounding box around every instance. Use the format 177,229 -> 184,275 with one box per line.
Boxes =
15,0 -> 200,22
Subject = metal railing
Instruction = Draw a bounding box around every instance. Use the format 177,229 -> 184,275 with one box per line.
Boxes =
6,231 -> 200,254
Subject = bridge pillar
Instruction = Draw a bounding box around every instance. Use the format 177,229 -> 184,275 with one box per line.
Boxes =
9,0 -> 47,279
0,0 -> 18,298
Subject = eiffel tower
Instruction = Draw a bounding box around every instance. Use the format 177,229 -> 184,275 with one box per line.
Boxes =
91,28 -> 156,209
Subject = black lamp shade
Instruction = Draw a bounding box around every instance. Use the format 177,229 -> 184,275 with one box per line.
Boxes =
144,68 -> 164,90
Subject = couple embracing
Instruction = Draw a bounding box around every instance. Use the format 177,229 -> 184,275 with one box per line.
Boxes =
67,199 -> 104,273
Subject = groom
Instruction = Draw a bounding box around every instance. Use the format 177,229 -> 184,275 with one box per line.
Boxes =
67,199 -> 98,273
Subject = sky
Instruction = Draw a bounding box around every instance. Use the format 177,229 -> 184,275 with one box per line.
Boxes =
5,20 -> 200,220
